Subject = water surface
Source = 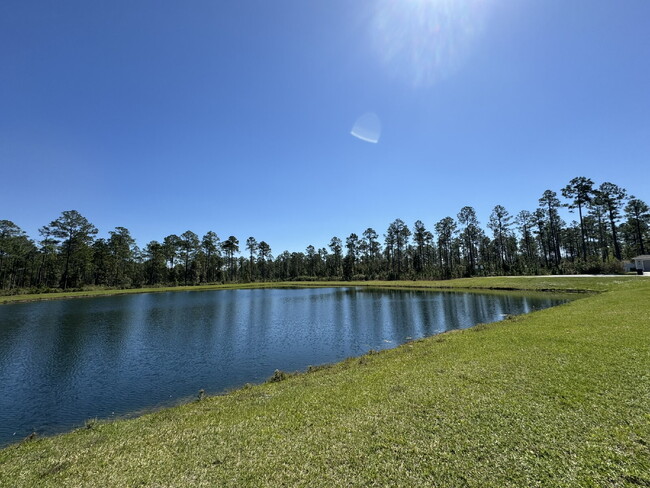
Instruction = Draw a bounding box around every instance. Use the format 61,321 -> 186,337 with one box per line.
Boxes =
0,287 -> 567,445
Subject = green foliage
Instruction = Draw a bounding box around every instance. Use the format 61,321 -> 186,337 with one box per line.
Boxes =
45,210 -> 98,290
268,369 -> 289,383
1,177 -> 649,294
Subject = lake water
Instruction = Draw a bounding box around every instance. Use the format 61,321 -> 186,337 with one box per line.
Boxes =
0,287 -> 567,445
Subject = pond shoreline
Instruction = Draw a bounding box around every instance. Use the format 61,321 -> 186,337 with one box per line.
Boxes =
1,277 -> 648,487
2,274 -> 639,305
0,285 -> 568,445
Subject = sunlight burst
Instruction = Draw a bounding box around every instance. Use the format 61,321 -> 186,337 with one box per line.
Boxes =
371,0 -> 490,86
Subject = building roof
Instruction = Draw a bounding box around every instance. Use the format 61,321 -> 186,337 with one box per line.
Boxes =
632,255 -> 650,260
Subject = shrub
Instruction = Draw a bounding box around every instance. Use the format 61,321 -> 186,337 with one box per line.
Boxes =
268,369 -> 287,383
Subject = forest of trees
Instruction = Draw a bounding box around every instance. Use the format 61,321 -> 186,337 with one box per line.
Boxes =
1,177 -> 649,293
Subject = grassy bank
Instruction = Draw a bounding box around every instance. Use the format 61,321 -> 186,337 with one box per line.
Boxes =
1,274 -> 645,305
1,277 -> 648,486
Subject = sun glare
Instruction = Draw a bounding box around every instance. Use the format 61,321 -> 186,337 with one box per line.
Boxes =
351,112 -> 382,143
371,0 -> 489,86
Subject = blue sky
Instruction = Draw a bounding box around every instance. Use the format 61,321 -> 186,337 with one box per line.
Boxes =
2,0 -> 649,253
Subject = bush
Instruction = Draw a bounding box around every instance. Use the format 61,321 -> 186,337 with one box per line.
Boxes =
268,369 -> 288,383
557,258 -> 626,275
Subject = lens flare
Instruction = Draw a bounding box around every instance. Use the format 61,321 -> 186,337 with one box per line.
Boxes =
371,0 -> 490,87
351,112 -> 381,143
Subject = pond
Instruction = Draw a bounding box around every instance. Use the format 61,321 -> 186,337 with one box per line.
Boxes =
0,287 -> 568,445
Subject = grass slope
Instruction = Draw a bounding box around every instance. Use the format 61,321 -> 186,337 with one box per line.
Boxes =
0,275 -> 644,305
0,277 -> 648,487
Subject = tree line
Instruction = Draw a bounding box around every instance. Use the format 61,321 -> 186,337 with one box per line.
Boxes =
1,176 -> 649,292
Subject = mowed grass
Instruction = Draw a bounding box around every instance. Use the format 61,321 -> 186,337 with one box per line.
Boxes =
0,274 -> 642,305
0,277 -> 648,487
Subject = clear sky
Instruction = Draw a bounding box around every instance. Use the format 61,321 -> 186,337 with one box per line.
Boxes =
2,0 -> 649,253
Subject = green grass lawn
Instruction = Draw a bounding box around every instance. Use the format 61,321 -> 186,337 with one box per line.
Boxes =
0,277 -> 648,487
0,274 -> 641,305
